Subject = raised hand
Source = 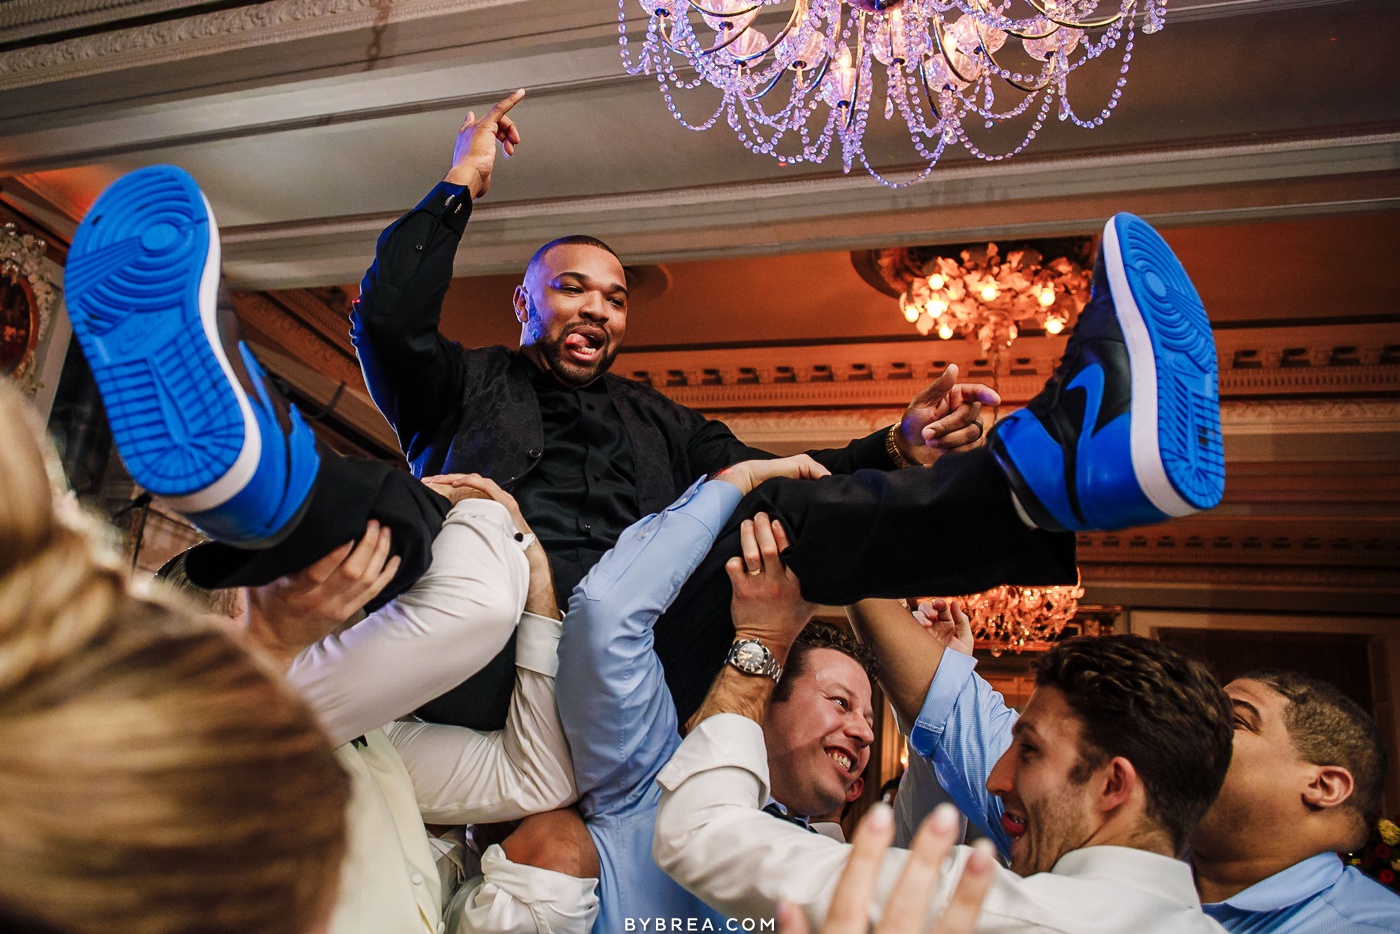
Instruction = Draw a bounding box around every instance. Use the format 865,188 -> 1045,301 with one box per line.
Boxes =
444,88 -> 526,199
726,513 -> 816,656
913,598 -> 975,657
245,520 -> 400,668
896,364 -> 1001,466
777,803 -> 996,934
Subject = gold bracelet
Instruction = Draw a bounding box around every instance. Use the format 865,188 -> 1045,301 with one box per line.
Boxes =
885,424 -> 916,468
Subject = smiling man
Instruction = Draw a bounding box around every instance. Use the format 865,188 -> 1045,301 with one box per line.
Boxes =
349,86 -> 1227,740
1191,671 -> 1397,933
654,598 -> 1234,933
552,457 -> 875,931
348,89 -> 1024,733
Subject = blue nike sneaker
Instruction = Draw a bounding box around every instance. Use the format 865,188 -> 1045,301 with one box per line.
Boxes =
989,213 -> 1225,532
65,165 -> 319,546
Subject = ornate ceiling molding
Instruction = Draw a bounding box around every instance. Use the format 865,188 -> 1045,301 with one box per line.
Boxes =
0,0 -> 532,92
718,398 -> 1400,455
0,1 -> 207,44
615,324 -> 1400,413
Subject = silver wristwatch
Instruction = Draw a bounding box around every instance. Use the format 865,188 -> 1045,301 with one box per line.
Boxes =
726,638 -> 783,683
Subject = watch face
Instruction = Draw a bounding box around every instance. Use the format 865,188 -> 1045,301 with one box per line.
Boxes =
732,640 -> 767,672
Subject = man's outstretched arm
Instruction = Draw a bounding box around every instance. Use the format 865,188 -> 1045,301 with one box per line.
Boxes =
556,455 -> 829,818
847,599 -> 1016,855
682,364 -> 998,481
652,518 -> 968,925
349,90 -> 524,464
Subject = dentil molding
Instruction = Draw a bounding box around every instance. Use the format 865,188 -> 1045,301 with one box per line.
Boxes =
0,0 -> 529,91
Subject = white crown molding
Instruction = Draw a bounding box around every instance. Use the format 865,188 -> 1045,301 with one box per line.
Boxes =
0,1 -> 206,44
0,0 -> 539,92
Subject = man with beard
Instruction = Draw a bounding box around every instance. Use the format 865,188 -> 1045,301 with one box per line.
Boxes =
849,604 -> 1398,932
349,88 -> 1227,734
654,597 -> 1234,933
349,89 -> 1005,730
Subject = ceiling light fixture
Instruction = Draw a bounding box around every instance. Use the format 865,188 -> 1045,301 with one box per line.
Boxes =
619,0 -> 1166,186
872,237 -> 1093,370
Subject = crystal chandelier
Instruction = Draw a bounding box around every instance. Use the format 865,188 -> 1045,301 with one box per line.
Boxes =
618,0 -> 1167,186
944,573 -> 1085,656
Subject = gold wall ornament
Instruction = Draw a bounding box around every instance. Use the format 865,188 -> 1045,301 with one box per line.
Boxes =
1,222 -> 58,396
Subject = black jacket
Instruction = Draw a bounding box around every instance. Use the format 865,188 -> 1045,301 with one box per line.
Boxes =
349,182 -> 896,517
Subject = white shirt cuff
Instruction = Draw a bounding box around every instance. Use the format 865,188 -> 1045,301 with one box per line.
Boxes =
515,612 -> 562,678
657,712 -> 771,802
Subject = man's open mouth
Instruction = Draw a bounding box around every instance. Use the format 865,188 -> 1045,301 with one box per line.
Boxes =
563,328 -> 605,363
1001,810 -> 1028,840
825,746 -> 855,773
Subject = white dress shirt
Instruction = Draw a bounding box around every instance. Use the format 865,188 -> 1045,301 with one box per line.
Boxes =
654,714 -> 1227,934
285,499 -> 584,934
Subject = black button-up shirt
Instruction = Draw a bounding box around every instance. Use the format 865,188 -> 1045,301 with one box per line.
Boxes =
512,364 -> 640,597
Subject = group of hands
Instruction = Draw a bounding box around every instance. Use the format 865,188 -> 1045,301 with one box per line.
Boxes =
241,477 -> 992,934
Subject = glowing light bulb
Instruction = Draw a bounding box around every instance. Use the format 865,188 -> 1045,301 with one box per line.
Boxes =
928,273 -> 945,290
1045,316 -> 1066,335
927,298 -> 947,318
938,323 -> 955,340
903,305 -> 921,323
1038,286 -> 1056,307
980,282 -> 998,302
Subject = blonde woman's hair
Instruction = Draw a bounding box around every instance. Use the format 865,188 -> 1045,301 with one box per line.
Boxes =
0,384 -> 349,934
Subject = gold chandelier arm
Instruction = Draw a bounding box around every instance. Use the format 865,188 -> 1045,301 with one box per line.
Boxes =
982,43 -> 1054,93
967,0 -> 1062,39
916,52 -> 943,119
684,0 -> 762,17
845,11 -> 869,128
929,15 -> 979,87
700,0 -> 808,62
1023,0 -> 1131,31
740,50 -> 828,100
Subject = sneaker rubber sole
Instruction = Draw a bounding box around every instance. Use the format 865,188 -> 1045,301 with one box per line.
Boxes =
1103,213 -> 1225,516
65,165 -> 260,510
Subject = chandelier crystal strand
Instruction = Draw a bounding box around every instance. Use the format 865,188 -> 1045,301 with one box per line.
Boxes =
942,573 -> 1086,657
619,0 -> 1167,185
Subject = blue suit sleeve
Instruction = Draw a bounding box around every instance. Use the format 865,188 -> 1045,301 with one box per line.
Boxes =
556,479 -> 743,819
908,651 -> 1018,857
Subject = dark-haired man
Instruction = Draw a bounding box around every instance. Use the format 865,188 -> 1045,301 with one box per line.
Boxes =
655,595 -> 1235,933
348,88 -> 1228,734
1193,671 -> 1398,933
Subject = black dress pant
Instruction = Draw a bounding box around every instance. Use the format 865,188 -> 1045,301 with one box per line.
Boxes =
188,448 -> 1075,731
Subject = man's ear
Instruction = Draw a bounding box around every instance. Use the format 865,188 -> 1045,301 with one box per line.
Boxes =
513,285 -> 530,325
844,776 -> 865,805
1302,764 -> 1355,811
1097,756 -> 1138,815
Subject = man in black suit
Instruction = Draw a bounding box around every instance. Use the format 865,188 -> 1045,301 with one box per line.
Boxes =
348,88 -> 1225,730
347,90 -> 1058,729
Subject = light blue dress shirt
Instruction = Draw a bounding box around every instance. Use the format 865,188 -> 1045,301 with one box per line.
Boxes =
1202,852 -> 1399,934
908,649 -> 1016,856
556,479 -> 739,934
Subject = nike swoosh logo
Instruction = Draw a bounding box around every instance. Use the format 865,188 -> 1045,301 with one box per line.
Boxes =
1066,363 -> 1106,525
